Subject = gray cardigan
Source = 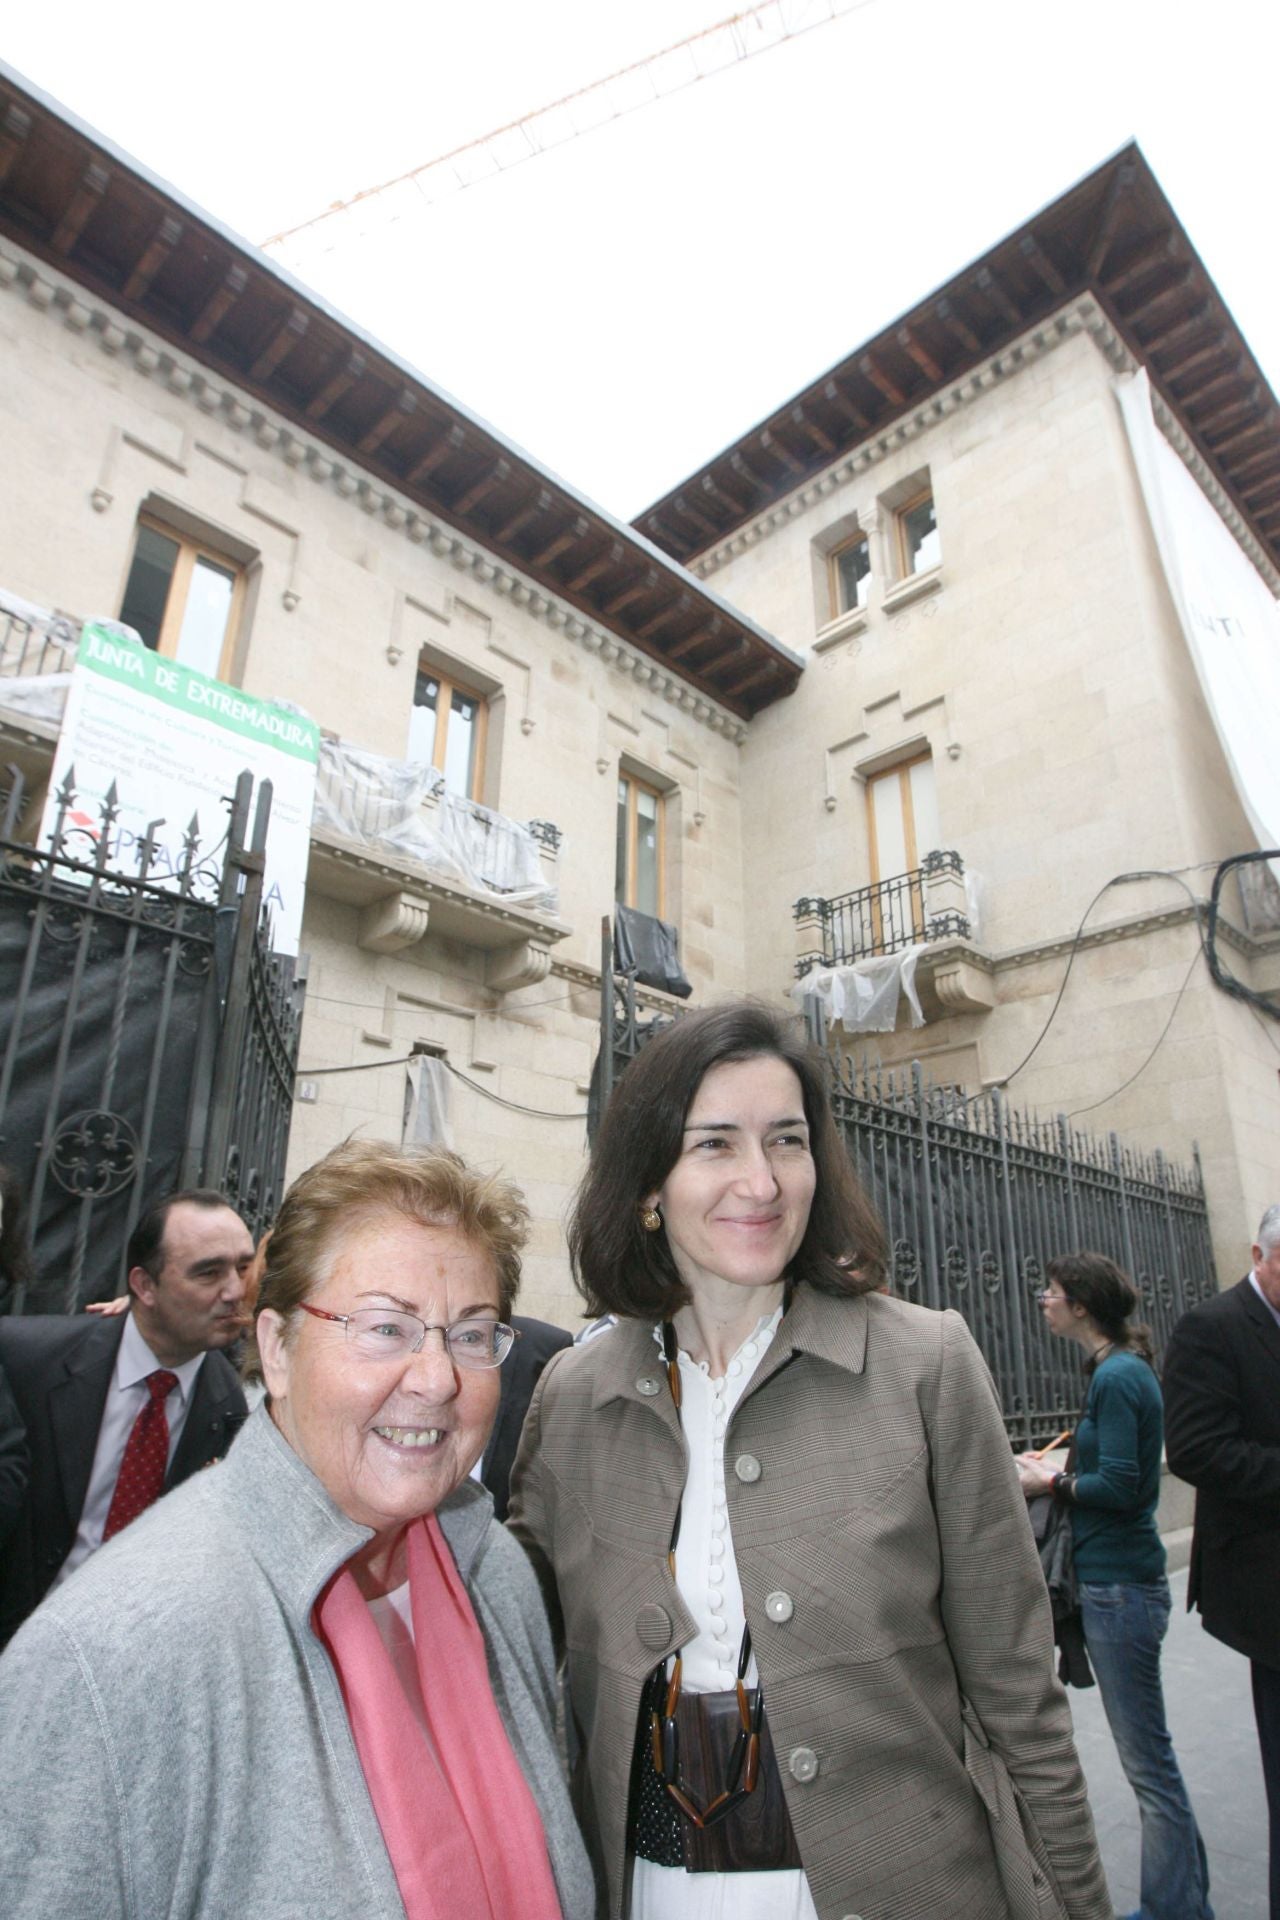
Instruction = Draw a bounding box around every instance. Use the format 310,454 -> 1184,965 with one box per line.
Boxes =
0,1405 -> 596,1920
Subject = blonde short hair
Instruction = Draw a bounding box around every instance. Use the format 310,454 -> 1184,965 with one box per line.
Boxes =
242,1139 -> 528,1384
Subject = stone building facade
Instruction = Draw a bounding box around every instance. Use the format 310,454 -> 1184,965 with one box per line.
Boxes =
1,74 -> 1277,1306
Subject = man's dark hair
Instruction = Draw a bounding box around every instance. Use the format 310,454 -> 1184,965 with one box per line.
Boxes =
126,1189 -> 235,1292
569,1000 -> 887,1319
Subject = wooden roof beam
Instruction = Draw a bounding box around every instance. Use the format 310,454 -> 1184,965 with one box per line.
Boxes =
974,266 -> 1021,326
1141,300 -> 1209,362
934,297 -> 982,356
1122,263 -> 1196,328
1102,227 -> 1179,296
1231,444 -> 1278,485
897,325 -> 944,383
1242,473 -> 1280,510
1165,334 -> 1234,391
453,457 -> 511,516
1207,416 -> 1273,460
667,625 -> 717,672
0,103 -> 32,188
635,595 -> 691,643
496,487 -> 551,545
790,405 -> 836,455
306,350 -> 367,422
404,420 -> 465,485
567,540 -> 624,595
603,568 -> 659,617
249,307 -> 309,383
1181,369 -> 1246,420
1018,233 -> 1067,297
672,492 -> 720,536
1086,158 -> 1137,278
721,657 -> 779,699
859,352 -> 906,407
701,638 -> 752,679
729,449 -> 771,492
50,161 -> 109,255
357,388 -> 416,457
122,214 -> 183,303
190,263 -> 248,344
701,471 -> 750,515
759,428 -> 804,477
532,515 -> 588,567
821,378 -> 869,431
1193,384 -> 1264,439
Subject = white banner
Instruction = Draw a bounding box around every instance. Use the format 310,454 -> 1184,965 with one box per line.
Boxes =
41,624 -> 319,955
1115,369 -> 1280,854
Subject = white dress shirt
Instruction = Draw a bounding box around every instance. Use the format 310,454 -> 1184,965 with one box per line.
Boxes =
55,1313 -> 208,1586
1249,1270 -> 1280,1332
631,1307 -> 819,1920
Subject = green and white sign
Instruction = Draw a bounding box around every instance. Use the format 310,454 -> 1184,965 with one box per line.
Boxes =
43,624 -> 319,955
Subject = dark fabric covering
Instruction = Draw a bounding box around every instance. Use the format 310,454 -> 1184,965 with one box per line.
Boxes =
614,906 -> 692,999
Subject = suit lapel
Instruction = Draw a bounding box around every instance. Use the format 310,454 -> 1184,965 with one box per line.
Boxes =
48,1318 -> 125,1530
1236,1276 -> 1280,1371
167,1354 -> 240,1488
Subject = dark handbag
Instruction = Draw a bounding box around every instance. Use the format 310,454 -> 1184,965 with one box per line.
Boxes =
630,1679 -> 803,1873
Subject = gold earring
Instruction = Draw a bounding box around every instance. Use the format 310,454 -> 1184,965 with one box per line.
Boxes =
640,1206 -> 661,1233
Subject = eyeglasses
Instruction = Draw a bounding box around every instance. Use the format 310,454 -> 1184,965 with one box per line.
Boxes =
1036,1290 -> 1068,1304
298,1303 -> 517,1369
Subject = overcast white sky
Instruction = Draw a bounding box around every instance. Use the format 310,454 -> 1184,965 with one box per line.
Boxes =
7,0 -> 1279,519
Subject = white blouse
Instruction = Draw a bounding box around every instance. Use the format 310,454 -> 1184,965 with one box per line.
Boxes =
630,1310 -> 819,1920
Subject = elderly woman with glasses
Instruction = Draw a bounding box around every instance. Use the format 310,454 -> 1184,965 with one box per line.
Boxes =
510,1002 -> 1111,1920
0,1141 -> 594,1920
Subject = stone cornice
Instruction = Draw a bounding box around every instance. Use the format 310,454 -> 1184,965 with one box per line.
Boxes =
690,297 -> 1280,598
0,236 -> 749,743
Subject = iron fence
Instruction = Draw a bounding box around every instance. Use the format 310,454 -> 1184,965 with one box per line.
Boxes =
0,763 -> 303,1311
831,1057 -> 1218,1445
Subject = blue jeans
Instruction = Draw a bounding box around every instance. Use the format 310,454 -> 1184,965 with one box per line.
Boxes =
1079,1579 -> 1213,1920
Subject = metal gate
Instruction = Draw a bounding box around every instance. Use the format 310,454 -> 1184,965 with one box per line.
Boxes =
0,764 -> 304,1312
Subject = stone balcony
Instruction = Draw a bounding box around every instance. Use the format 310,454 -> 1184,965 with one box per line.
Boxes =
793,850 -> 994,1022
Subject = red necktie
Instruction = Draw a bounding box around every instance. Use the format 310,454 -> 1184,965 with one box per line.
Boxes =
102,1369 -> 179,1541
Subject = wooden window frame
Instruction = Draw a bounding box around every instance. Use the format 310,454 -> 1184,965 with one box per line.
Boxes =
411,657 -> 489,802
127,512 -> 246,681
866,751 -> 933,946
893,487 -> 938,581
616,770 -> 665,917
829,531 -> 872,618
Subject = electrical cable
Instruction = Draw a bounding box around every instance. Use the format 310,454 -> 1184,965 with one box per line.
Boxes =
1065,939 -> 1203,1119
294,1048 -> 589,1121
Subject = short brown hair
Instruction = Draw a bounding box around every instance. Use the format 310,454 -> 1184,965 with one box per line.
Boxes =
242,1140 -> 528,1383
570,1000 -> 886,1318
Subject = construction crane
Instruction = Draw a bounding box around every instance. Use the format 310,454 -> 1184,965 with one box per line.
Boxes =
264,0 -> 873,272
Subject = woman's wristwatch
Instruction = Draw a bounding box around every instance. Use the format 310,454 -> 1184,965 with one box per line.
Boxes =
1051,1471 -> 1076,1502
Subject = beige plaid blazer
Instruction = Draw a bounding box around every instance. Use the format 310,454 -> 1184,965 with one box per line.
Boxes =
509,1286 -> 1111,1920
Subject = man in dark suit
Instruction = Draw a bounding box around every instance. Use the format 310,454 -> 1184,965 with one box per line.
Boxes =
0,1188 -> 252,1647
482,1313 -> 572,1522
1164,1204 -> 1280,1920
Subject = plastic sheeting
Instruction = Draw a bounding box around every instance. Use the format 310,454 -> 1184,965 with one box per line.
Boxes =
312,737 -> 558,913
791,945 -> 925,1032
403,1053 -> 452,1148
1116,369 -> 1280,858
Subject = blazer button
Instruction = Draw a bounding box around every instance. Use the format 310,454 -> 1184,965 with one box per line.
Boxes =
765,1590 -> 794,1623
789,1746 -> 819,1783
734,1452 -> 762,1483
636,1375 -> 662,1396
636,1603 -> 674,1651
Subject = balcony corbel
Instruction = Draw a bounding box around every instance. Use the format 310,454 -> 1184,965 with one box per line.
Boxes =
358,890 -> 431,953
485,937 -> 554,995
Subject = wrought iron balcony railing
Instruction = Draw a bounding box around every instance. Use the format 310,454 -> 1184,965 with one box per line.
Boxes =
794,850 -> 970,975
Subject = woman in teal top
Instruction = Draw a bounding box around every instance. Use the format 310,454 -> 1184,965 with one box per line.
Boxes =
1019,1253 -> 1212,1920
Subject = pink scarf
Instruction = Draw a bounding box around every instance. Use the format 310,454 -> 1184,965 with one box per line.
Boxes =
314,1513 -> 563,1920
